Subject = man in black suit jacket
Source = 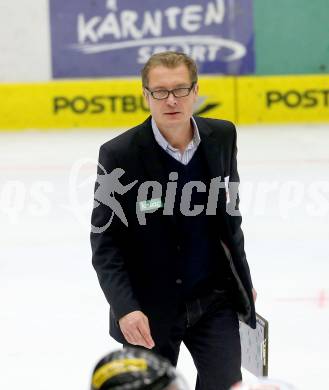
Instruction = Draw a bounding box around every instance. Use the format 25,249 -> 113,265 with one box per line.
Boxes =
91,52 -> 256,390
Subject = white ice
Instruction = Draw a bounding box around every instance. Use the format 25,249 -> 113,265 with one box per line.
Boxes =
0,124 -> 328,390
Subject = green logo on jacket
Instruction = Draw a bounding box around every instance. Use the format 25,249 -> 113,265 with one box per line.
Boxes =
139,198 -> 163,212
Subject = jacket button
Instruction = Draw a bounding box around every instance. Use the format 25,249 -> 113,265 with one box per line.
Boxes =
176,279 -> 182,284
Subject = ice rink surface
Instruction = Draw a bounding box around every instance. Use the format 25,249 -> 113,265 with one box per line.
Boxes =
0,124 -> 328,390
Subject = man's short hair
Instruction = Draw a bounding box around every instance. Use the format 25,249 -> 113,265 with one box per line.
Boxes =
141,51 -> 198,88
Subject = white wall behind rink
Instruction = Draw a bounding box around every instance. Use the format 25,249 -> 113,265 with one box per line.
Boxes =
0,0 -> 51,82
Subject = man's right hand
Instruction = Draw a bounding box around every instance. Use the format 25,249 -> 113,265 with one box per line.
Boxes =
118,310 -> 155,349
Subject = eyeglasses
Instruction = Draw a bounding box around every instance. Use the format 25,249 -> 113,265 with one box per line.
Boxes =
145,83 -> 195,100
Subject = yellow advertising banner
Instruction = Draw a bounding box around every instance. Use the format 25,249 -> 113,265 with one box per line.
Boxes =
0,77 -> 234,130
1,74 -> 329,130
237,74 -> 329,124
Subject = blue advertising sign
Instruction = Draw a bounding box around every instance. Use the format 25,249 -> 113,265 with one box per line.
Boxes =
49,0 -> 255,78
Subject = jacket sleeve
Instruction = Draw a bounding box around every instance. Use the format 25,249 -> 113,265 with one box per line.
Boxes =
228,124 -> 254,288
90,144 -> 141,320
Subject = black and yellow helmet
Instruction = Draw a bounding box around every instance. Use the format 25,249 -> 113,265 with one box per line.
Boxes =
91,347 -> 189,390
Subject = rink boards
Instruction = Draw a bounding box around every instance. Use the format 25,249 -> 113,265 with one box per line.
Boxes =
0,74 -> 329,130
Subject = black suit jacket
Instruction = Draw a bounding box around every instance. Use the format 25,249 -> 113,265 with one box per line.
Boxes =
91,116 -> 256,344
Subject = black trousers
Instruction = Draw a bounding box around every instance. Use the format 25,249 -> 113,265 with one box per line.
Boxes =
123,289 -> 242,390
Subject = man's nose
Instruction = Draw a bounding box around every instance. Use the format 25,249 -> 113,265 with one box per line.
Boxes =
166,92 -> 178,106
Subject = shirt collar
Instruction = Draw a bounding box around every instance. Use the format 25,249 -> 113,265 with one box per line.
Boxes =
151,117 -> 201,152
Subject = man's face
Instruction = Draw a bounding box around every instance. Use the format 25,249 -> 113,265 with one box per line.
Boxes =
144,64 -> 198,132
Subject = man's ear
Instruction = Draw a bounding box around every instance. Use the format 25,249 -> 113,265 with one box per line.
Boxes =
193,83 -> 199,102
143,89 -> 150,108
194,83 -> 199,95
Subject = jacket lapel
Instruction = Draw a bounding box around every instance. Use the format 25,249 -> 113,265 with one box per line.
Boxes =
136,116 -> 168,187
194,116 -> 224,180
194,116 -> 228,216
135,117 -> 177,231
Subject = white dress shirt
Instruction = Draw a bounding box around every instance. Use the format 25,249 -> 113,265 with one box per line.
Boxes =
151,117 -> 201,165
